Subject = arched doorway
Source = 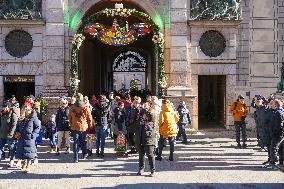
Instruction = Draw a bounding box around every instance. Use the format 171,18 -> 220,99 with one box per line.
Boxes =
70,1 -> 166,98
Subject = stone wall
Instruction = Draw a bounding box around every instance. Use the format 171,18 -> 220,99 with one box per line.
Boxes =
235,0 -> 280,129
0,20 -> 45,103
188,21 -> 239,129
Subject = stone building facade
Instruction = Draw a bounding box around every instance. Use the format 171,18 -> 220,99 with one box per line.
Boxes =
0,0 -> 282,130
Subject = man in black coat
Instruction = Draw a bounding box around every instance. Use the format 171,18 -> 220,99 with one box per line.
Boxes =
55,96 -> 70,154
254,97 -> 267,147
92,95 -> 111,157
268,99 -> 284,168
136,102 -> 157,177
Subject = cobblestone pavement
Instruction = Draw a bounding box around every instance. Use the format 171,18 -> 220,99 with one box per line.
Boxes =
1,130 -> 284,189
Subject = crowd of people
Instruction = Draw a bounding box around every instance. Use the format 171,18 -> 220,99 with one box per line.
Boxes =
230,94 -> 284,169
0,92 -> 192,176
2,91 -> 284,175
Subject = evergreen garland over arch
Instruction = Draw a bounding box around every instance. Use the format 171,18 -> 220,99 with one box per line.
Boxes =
70,8 -> 166,97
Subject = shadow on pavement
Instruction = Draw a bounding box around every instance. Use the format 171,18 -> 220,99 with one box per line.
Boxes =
81,183 -> 284,189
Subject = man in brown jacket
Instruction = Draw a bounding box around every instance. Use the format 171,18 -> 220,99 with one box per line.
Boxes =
68,94 -> 93,163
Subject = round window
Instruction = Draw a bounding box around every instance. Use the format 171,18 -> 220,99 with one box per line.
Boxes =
5,30 -> 33,58
199,30 -> 226,57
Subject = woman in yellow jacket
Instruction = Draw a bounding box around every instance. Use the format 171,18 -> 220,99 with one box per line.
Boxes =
229,95 -> 249,148
156,99 -> 179,161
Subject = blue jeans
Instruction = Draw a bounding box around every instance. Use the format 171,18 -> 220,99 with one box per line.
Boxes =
177,124 -> 188,142
0,138 -> 6,160
7,139 -> 16,161
49,134 -> 57,148
72,131 -> 87,161
96,126 -> 107,153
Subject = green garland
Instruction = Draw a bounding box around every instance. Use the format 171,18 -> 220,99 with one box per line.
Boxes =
70,8 -> 166,97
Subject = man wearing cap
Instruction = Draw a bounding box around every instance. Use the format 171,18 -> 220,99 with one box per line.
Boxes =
68,94 -> 93,162
0,101 -> 18,166
92,95 -> 111,158
254,96 -> 267,147
229,95 -> 249,148
56,96 -> 70,154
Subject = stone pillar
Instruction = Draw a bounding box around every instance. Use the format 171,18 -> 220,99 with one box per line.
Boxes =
166,0 -> 196,128
168,0 -> 191,91
247,0 -> 279,97
43,0 -> 68,97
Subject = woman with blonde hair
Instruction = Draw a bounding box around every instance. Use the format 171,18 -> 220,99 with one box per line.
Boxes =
15,102 -> 41,173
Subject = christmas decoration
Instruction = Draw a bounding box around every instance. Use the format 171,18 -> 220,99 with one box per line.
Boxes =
158,76 -> 168,89
34,96 -> 49,121
84,19 -> 151,46
70,7 -> 166,97
129,78 -> 140,92
72,34 -> 85,50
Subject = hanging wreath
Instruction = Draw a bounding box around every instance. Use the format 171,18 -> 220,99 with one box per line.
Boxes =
70,8 -> 166,97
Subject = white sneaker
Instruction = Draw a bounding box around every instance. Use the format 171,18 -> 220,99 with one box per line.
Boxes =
32,158 -> 38,166
9,160 -> 15,167
65,147 -> 71,154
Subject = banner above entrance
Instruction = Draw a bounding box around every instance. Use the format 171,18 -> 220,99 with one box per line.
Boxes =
4,76 -> 35,83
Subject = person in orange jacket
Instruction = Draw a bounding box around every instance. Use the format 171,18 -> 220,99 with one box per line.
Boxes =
229,95 -> 249,148
156,99 -> 179,161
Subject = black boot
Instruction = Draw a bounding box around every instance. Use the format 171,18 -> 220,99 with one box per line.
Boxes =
155,156 -> 162,161
87,149 -> 92,157
150,170 -> 155,177
237,143 -> 241,148
137,168 -> 144,176
100,151 -> 104,158
96,150 -> 100,157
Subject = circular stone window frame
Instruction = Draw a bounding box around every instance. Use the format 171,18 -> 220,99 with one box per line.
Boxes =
199,30 -> 226,58
5,30 -> 33,58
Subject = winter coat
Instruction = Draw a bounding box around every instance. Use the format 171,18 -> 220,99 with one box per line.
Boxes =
177,105 -> 191,125
229,101 -> 249,121
260,109 -> 273,148
269,107 -> 284,139
0,110 -> 18,139
15,110 -> 41,160
135,109 -> 157,147
46,121 -> 56,138
128,106 -> 140,133
159,102 -> 179,138
56,107 -> 70,131
113,108 -> 127,135
92,101 -> 111,128
254,105 -> 266,124
68,103 -> 92,132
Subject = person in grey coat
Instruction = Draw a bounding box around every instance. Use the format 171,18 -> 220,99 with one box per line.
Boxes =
15,102 -> 41,173
136,102 -> 157,177
0,101 -> 18,167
